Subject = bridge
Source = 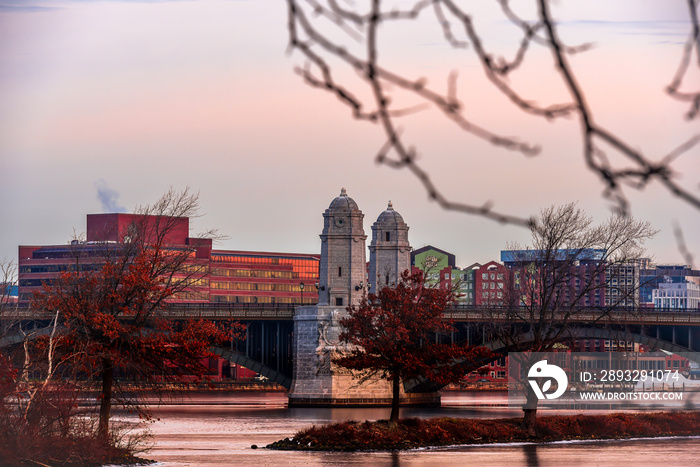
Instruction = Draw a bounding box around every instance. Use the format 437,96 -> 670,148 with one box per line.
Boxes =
5,302 -> 700,392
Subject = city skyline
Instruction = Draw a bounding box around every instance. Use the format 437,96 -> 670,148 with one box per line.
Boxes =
1,0 -> 698,270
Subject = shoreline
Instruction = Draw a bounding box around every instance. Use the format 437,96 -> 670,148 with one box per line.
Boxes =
266,411 -> 700,451
415,433 -> 700,450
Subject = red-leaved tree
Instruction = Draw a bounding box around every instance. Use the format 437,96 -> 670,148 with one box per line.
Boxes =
336,270 -> 494,423
30,189 -> 245,442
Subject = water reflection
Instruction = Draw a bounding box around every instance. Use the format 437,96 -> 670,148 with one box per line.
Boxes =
522,444 -> 539,467
126,391 -> 700,466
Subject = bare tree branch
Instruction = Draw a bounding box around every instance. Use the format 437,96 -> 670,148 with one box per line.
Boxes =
286,0 -> 700,227
667,0 -> 700,119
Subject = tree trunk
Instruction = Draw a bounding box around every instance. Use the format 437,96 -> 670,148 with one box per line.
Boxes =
521,386 -> 539,437
98,357 -> 113,442
389,377 -> 400,424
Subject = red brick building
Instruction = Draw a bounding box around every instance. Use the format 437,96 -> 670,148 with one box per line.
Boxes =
471,260 -> 511,307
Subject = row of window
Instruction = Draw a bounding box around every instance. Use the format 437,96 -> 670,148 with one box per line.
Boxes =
482,273 -> 505,280
179,264 -> 209,274
20,264 -> 103,274
211,268 -> 295,279
185,278 -> 209,287
578,357 -> 665,370
210,281 -> 314,292
609,278 -> 636,285
654,289 -> 699,298
210,294 -> 316,304
173,291 -> 209,301
20,276 -> 210,288
482,291 -> 504,299
210,255 -> 319,279
654,298 -> 698,308
19,279 -> 56,287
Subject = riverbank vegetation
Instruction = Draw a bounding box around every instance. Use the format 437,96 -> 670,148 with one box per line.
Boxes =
267,412 -> 700,451
0,420 -> 152,467
0,190 -> 237,466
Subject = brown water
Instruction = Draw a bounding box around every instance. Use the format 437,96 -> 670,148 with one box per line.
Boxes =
120,391 -> 700,466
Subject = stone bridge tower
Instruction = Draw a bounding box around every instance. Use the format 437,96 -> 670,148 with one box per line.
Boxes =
288,189 -> 438,407
368,201 -> 411,293
317,188 -> 367,307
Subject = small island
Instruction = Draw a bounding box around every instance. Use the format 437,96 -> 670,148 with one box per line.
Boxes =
267,412 -> 700,451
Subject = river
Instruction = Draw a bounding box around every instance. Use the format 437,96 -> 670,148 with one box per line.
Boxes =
118,391 -> 700,466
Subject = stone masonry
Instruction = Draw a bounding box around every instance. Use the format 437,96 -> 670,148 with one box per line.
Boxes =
368,201 -> 411,293
288,189 -> 439,406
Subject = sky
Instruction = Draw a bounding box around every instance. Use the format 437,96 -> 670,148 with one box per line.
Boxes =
1,0 -> 698,273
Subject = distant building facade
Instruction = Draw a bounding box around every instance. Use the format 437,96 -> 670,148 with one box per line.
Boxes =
18,213 -> 320,305
640,263 -> 700,308
652,281 -> 700,310
470,261 -> 511,307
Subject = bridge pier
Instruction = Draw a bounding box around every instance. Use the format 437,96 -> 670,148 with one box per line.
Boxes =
673,326 -> 677,345
288,305 -> 440,407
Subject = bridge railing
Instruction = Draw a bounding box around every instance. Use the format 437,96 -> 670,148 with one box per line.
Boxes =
6,302 -> 700,324
443,305 -> 700,325
4,302 -> 298,320
162,303 -> 297,320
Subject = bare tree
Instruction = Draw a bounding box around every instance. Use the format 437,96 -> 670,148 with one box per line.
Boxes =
484,203 -> 657,433
286,1 -> 700,224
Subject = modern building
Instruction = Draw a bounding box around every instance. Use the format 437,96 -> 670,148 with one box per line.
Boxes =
500,249 -> 607,268
652,281 -> 700,310
18,213 -> 320,305
640,263 -> 700,307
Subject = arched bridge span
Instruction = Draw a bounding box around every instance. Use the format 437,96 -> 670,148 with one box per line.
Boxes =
5,304 -> 700,394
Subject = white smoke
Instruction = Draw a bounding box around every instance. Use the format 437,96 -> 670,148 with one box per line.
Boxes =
95,179 -> 126,213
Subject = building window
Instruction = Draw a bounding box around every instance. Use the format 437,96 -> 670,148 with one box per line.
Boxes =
338,266 -> 342,277
385,232 -> 390,242
335,297 -> 343,306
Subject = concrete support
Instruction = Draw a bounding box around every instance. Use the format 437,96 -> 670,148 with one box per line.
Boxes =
673,326 -> 677,345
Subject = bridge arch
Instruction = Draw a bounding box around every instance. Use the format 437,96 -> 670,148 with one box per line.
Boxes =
0,330 -> 293,390
483,328 -> 699,358
406,327 -> 700,393
210,347 -> 292,389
